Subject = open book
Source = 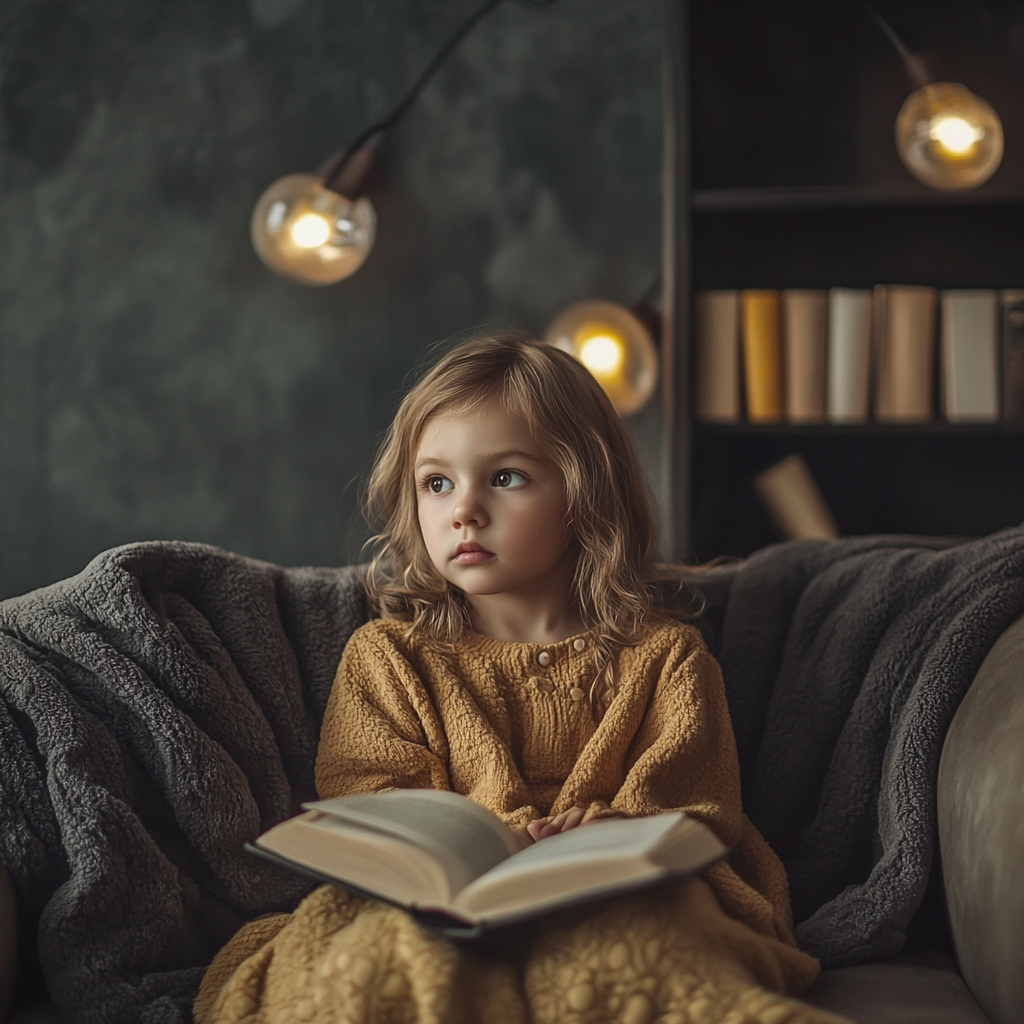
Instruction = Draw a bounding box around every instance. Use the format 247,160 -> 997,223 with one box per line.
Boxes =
247,790 -> 728,938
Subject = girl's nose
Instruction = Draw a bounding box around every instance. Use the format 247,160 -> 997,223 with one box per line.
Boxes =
452,489 -> 489,529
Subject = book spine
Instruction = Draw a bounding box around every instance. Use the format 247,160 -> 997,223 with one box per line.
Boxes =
783,290 -> 827,423
741,290 -> 783,422
940,290 -> 999,423
753,454 -> 839,540
827,288 -> 872,423
875,285 -> 937,423
872,284 -> 892,420
694,291 -> 740,421
1002,290 -> 1024,423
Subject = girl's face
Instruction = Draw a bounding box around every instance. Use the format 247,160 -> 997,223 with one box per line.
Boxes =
414,398 -> 572,603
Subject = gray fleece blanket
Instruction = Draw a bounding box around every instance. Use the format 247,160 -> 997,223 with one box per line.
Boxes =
2,529 -> 1024,1023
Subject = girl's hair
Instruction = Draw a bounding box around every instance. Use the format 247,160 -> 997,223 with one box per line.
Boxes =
364,331 -> 687,713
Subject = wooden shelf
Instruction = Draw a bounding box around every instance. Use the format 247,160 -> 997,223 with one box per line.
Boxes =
696,421 -> 1024,437
692,184 -> 1024,213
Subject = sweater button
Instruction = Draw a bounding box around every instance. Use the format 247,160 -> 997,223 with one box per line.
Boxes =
537,651 -> 551,667
570,687 -> 585,701
573,638 -> 586,651
536,678 -> 554,694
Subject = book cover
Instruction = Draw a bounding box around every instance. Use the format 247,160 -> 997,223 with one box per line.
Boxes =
782,290 -> 827,423
694,291 -> 740,422
874,285 -> 937,423
1002,290 -> 1024,423
940,290 -> 999,423
827,288 -> 872,423
741,290 -> 783,422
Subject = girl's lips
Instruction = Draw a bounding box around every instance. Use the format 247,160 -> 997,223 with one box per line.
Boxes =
452,549 -> 495,565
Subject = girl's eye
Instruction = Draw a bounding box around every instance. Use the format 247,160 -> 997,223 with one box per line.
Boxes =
426,475 -> 453,494
492,470 -> 526,489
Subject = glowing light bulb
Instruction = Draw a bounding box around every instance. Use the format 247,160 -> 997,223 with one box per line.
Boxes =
545,300 -> 658,416
579,334 -> 625,376
251,173 -> 376,285
929,116 -> 979,154
895,83 -> 1003,190
290,212 -> 332,249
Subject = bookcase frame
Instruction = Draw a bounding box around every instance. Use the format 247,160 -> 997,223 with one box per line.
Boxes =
662,0 -> 1024,562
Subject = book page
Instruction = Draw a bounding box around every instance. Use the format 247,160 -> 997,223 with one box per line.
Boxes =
452,814 -> 727,921
465,814 -> 682,883
255,812 -> 450,904
306,790 -> 521,895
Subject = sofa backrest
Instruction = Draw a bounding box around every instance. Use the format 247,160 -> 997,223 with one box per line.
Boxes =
0,861 -> 14,1021
939,612 -> 1024,1024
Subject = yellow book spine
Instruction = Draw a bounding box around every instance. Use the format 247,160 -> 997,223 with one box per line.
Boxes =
742,290 -> 783,422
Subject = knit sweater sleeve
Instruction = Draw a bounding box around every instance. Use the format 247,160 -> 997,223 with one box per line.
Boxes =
611,631 -> 799,945
610,637 -> 744,842
314,623 -> 451,799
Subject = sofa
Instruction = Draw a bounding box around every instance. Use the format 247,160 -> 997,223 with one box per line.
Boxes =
1,535 -> 1022,1024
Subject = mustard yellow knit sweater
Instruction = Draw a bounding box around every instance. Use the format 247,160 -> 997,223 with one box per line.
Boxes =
195,619 -> 847,1024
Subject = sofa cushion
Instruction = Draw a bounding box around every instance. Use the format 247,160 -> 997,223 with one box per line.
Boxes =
803,949 -> 991,1023
939,612 -> 1024,1024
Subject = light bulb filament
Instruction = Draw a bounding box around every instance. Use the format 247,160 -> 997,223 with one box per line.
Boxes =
929,116 -> 982,155
579,334 -> 625,376
290,212 -> 332,249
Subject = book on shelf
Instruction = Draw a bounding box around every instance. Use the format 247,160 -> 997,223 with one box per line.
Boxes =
753,454 -> 839,540
782,289 -> 827,423
940,290 -> 999,423
741,290 -> 783,422
827,288 -> 872,423
1002,290 -> 1024,423
695,290 -> 740,422
873,285 -> 937,423
247,789 -> 728,939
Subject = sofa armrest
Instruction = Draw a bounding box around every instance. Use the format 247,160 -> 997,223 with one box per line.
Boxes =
1,861 -> 15,1022
938,612 -> 1024,1024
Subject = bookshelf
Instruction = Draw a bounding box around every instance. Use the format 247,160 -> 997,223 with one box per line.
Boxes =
663,0 -> 1024,562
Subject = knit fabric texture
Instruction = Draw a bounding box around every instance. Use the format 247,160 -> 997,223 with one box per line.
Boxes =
196,618 -> 834,1024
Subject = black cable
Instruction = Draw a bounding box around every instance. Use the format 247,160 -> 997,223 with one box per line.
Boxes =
324,0 -> 560,191
861,3 -> 931,89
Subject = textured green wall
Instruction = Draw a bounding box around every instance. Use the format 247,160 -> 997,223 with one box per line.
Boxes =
0,0 -> 662,598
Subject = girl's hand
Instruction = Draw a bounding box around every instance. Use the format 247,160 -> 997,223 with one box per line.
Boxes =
526,807 -> 622,842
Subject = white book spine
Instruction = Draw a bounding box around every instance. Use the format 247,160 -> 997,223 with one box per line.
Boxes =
827,288 -> 872,423
694,291 -> 740,421
941,290 -> 999,423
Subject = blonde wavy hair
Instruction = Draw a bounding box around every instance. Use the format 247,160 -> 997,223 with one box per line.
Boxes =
364,332 -> 688,714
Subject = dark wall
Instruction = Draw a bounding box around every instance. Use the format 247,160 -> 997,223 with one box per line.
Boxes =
0,0 -> 663,599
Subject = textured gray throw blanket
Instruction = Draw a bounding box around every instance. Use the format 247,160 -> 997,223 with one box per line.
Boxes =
689,527 -> 1024,967
2,529 -> 1024,1022
0,542 -> 367,1024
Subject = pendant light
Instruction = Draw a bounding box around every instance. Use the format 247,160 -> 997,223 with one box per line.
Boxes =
545,297 -> 659,416
251,0 -> 556,285
867,7 -> 1004,191
894,83 -> 1003,190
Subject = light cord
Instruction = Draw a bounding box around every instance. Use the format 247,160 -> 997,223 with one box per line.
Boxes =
324,0 -> 560,192
862,4 -> 932,90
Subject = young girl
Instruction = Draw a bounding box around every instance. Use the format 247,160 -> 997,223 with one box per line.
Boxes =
195,334 -> 845,1024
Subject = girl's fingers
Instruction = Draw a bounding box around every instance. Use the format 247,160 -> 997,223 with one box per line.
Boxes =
528,806 -> 600,841
538,807 -> 586,838
526,818 -> 550,842
514,826 -> 536,848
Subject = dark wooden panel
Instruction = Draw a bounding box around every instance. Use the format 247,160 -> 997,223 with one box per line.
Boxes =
692,429 -> 1024,561
692,203 -> 1024,291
